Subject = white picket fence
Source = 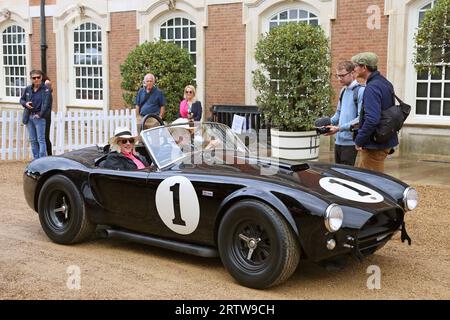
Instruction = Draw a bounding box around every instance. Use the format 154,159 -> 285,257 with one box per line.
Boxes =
0,109 -> 137,160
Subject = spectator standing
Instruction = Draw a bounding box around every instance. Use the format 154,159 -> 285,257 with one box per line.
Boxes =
135,73 -> 166,129
20,70 -> 52,159
352,52 -> 397,173
179,85 -> 202,121
324,61 -> 364,166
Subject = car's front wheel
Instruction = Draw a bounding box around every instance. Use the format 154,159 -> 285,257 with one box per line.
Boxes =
38,175 -> 96,244
218,200 -> 300,289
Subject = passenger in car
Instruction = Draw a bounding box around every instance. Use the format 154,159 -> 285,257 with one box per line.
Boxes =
169,118 -> 196,150
103,127 -> 149,170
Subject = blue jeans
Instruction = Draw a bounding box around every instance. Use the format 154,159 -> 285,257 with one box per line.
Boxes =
27,116 -> 47,159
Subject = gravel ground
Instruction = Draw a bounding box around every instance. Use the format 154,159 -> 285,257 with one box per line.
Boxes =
0,161 -> 449,300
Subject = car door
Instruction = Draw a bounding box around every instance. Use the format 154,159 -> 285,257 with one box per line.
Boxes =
140,165 -> 243,246
89,167 -> 154,230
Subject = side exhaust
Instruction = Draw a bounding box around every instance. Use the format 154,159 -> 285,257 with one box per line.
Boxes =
104,229 -> 219,258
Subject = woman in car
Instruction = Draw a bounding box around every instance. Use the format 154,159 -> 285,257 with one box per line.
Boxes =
103,127 -> 149,170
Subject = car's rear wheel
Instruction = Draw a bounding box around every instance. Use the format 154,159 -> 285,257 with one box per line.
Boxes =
218,200 -> 300,289
38,175 -> 95,244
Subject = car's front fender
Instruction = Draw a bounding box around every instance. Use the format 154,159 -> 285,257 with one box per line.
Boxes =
215,187 -> 299,238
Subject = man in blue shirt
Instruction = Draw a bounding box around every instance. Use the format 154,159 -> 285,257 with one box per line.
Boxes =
135,73 -> 166,129
352,52 -> 398,173
325,61 -> 364,166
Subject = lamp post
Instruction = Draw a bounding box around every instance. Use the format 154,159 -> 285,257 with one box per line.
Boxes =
40,0 -> 47,74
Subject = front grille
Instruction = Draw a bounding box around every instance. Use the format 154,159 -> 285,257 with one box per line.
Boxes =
356,208 -> 404,256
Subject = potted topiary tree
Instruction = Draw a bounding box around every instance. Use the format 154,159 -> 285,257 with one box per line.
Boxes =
121,40 -> 196,123
253,23 -> 333,161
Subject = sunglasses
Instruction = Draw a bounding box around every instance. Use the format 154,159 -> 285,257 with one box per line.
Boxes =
119,138 -> 135,144
31,76 -> 41,80
185,90 -> 193,94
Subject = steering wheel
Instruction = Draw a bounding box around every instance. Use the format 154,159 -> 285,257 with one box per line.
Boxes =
140,113 -> 164,132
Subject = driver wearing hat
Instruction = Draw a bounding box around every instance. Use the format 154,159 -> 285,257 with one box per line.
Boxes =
103,126 -> 149,170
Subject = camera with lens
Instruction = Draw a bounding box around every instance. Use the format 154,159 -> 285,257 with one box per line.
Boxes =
314,116 -> 331,135
316,126 -> 331,135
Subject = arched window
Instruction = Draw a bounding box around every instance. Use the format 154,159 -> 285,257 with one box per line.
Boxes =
1,25 -> 26,98
160,17 -> 196,66
415,0 -> 450,117
73,22 -> 103,101
269,8 -> 319,30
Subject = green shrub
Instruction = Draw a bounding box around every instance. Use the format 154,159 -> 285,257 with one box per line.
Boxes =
253,23 -> 333,131
120,40 -> 196,122
413,0 -> 450,75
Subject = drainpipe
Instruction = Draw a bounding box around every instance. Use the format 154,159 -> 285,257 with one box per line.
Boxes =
40,0 -> 47,74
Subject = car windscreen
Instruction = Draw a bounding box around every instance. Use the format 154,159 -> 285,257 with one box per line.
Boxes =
141,122 -> 248,169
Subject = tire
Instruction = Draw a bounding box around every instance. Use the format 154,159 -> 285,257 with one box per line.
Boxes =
218,200 -> 300,289
38,175 -> 96,244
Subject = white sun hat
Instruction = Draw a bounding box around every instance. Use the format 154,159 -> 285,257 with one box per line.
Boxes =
170,118 -> 195,130
109,126 -> 138,145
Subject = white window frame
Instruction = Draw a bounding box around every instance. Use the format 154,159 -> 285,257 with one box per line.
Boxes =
0,21 -> 31,105
266,7 -> 320,31
405,0 -> 449,125
152,11 -> 202,87
69,21 -> 105,106
158,15 -> 197,68
53,4 -> 110,112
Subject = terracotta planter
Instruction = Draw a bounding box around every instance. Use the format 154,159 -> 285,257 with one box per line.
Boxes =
270,129 -> 320,161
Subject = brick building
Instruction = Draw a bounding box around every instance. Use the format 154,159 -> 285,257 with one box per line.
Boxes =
0,0 -> 448,158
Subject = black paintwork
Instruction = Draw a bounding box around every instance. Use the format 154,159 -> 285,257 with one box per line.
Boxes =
23,142 -> 411,262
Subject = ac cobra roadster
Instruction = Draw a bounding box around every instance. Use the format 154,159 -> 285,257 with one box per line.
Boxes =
23,118 -> 418,289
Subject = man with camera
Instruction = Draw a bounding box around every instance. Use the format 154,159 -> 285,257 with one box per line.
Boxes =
320,61 -> 364,166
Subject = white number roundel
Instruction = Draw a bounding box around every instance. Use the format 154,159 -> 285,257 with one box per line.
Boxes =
319,177 -> 384,203
155,176 -> 200,235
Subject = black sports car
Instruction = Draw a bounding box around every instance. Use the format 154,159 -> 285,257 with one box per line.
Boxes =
23,119 -> 418,289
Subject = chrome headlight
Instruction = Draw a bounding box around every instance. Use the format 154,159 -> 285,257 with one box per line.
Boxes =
403,187 -> 418,211
325,204 -> 344,232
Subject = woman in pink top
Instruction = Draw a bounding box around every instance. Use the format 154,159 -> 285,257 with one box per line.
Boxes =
179,85 -> 202,121
103,126 -> 149,170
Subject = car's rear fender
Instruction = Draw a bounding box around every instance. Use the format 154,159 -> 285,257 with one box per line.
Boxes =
25,157 -> 89,211
214,187 -> 300,242
31,169 -> 71,211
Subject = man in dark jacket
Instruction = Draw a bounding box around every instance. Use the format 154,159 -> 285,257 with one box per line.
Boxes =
352,52 -> 397,173
20,70 -> 52,159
